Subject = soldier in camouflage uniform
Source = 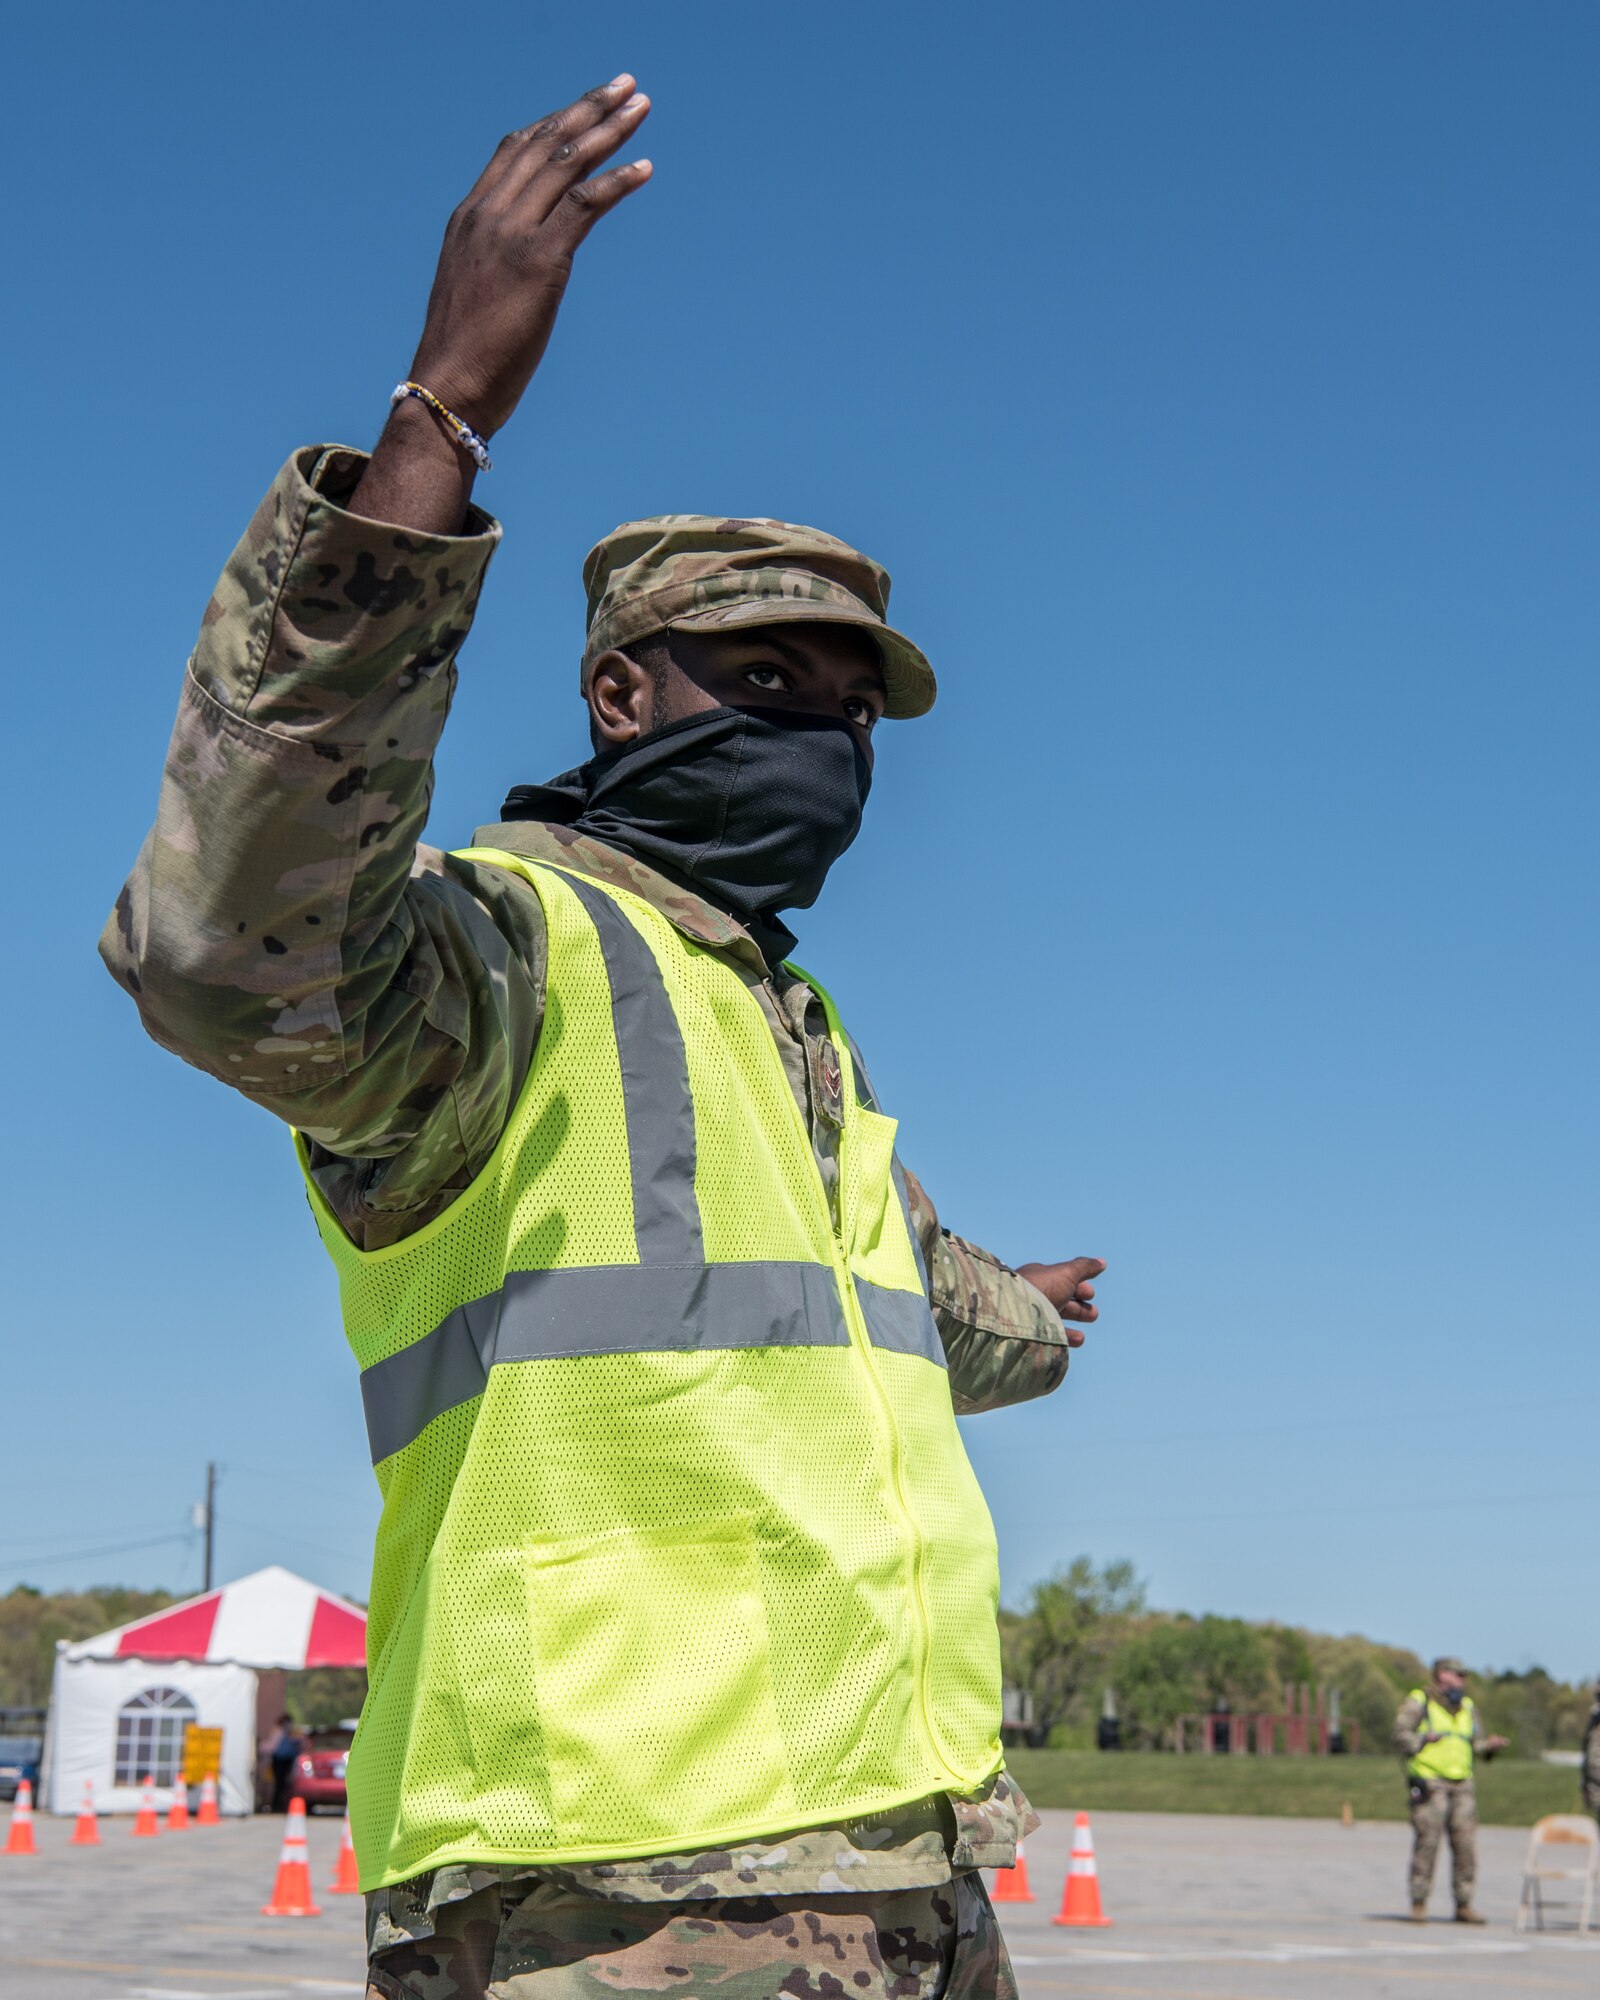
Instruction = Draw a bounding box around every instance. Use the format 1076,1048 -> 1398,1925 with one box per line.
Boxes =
1583,1682 -> 1600,1827
1393,1658 -> 1507,1924
103,78 -> 1108,1999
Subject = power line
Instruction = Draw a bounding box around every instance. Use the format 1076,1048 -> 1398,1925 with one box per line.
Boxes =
1053,1488 -> 1594,1535
225,1516 -> 370,1571
226,1462 -> 378,1499
1025,1395 -> 1600,1455
0,1520 -> 185,1555
0,1530 -> 191,1571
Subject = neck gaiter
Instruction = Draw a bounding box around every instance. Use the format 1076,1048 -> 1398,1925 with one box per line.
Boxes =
502,706 -> 874,963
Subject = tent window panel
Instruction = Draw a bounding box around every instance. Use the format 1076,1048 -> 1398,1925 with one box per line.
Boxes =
112,1685 -> 197,1787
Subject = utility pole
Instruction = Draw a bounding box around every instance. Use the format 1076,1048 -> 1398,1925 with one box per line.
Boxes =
203,1462 -> 216,1592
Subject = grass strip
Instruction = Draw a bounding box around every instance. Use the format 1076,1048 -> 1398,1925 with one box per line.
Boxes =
1005,1750 -> 1587,1826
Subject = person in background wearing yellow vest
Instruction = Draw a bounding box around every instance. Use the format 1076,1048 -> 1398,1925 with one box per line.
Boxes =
1393,1658 -> 1507,1924
100,80 -> 1109,2000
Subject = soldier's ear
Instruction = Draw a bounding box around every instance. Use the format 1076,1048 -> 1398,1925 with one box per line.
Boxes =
586,648 -> 657,747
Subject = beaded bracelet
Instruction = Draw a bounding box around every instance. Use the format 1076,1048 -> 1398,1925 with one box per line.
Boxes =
390,381 -> 493,471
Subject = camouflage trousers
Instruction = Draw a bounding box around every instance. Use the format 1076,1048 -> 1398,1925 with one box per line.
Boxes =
1408,1778 -> 1477,1907
365,1872 -> 1016,1999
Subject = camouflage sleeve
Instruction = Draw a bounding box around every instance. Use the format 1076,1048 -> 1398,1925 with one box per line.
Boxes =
900,1167 -> 1071,1415
1393,1693 -> 1427,1758
98,446 -> 539,1246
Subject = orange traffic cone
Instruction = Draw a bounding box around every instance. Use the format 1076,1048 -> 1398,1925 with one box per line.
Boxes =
328,1810 -> 360,1894
261,1798 -> 322,1917
131,1774 -> 161,1837
71,1779 -> 101,1846
196,1773 -> 220,1825
1051,1811 -> 1112,1927
990,1837 -> 1034,1903
3,1779 -> 36,1855
166,1773 -> 190,1831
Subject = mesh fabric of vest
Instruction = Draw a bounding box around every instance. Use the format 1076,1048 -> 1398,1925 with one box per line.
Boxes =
1407,1693 -> 1477,1782
299,856 -> 1003,1889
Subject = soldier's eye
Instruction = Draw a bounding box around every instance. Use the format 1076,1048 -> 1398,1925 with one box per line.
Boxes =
844,698 -> 876,729
742,666 -> 786,691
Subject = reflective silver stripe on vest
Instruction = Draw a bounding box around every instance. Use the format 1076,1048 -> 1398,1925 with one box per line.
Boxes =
361,1261 -> 850,1464
561,872 -> 705,1266
855,1277 -> 946,1369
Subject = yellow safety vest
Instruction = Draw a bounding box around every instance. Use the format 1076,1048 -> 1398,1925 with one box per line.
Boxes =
1407,1691 -> 1477,1782
299,854 -> 1004,1890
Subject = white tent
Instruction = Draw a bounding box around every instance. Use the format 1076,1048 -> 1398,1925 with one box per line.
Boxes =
43,1565 -> 366,1816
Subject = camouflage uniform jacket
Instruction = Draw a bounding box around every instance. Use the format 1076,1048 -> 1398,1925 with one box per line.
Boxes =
101,445 -> 1065,1923
1583,1702 -> 1600,1818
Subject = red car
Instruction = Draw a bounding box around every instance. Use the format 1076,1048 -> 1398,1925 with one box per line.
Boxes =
285,1726 -> 355,1814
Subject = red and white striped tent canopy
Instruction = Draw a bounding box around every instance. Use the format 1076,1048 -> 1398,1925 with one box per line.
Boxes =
61,1564 -> 366,1669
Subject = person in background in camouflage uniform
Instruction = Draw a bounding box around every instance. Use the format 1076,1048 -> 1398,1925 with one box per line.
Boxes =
1393,1658 -> 1508,1925
102,78 -> 1108,2000
1583,1680 -> 1600,1828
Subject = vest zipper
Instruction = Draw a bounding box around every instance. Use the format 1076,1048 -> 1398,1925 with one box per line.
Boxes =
771,1003 -> 965,1790
834,1245 -> 962,1786
509,885 -> 967,1792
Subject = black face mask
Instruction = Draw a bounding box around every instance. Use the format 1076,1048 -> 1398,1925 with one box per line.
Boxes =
1438,1686 -> 1465,1712
502,706 -> 873,964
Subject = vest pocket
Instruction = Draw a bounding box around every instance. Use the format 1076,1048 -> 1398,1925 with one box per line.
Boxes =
523,1513 -> 796,1848
848,1109 -> 932,1310
845,1108 -> 902,1264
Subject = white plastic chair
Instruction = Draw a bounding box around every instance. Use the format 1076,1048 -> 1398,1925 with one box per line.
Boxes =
1514,1814 -> 1599,1933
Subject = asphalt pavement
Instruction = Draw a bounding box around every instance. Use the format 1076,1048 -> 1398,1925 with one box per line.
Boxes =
998,1806 -> 1600,1997
2,1802 -> 1597,1997
0,1808 -> 365,1998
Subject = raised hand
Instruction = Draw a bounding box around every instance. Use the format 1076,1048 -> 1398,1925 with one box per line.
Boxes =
1015,1256 -> 1106,1348
351,78 -> 652,533
409,78 -> 652,437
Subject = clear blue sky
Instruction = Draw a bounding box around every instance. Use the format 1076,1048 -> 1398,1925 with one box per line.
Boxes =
3,2 -> 1594,1680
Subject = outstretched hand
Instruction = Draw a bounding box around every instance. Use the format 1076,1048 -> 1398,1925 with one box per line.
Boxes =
1015,1256 -> 1106,1348
350,78 -> 652,533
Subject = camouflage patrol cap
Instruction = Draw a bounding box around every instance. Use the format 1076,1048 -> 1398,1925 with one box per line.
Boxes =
1433,1657 -> 1467,1677
580,514 -> 937,719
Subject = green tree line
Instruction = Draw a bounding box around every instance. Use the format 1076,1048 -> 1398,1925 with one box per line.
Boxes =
0,1584 -> 177,1709
1000,1558 -> 1593,1758
4,1571 -> 1588,1754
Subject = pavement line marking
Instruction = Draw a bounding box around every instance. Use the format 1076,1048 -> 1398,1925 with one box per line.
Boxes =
1003,1979 -> 1252,2000
1368,1967 -> 1597,1993
1009,1938 -> 1565,1965
115,1983 -> 361,1998
144,1973 -> 346,1989
122,1989 -> 296,1999
11,1964 -> 344,1987
16,1959 -> 143,1977
182,1924 -> 356,1937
